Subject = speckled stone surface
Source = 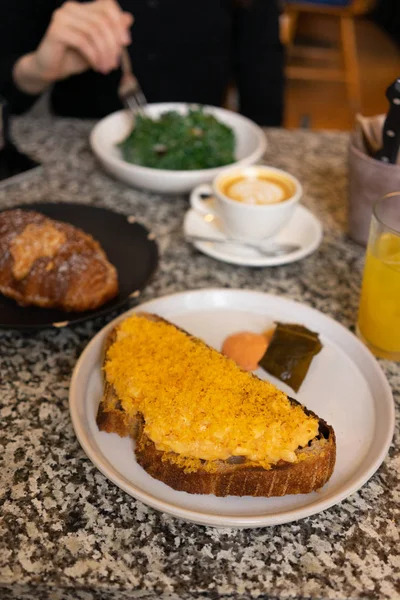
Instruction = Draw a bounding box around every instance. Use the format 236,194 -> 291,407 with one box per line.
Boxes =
0,118 -> 399,600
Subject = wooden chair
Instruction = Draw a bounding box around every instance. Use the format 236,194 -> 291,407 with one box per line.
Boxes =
283,0 -> 376,114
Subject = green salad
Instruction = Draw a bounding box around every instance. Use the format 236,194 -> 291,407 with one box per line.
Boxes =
119,108 -> 236,170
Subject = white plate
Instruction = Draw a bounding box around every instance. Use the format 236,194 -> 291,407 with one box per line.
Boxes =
69,289 -> 394,528
90,103 -> 266,194
183,205 -> 322,266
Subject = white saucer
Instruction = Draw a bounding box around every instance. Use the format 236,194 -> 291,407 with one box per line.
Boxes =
183,204 -> 323,267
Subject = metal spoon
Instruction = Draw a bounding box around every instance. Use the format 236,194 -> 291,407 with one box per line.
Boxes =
186,234 -> 301,257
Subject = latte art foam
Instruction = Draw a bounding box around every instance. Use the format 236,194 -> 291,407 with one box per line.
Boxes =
220,175 -> 294,205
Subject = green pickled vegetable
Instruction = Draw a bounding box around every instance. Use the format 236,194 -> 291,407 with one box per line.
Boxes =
259,323 -> 323,392
119,108 -> 236,170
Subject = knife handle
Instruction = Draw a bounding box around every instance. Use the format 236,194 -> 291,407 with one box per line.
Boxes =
375,79 -> 400,165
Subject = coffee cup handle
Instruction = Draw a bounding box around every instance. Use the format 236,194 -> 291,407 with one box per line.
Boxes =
190,184 -> 217,219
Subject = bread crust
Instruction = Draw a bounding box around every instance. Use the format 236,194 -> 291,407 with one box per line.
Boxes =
97,313 -> 336,497
135,419 -> 336,497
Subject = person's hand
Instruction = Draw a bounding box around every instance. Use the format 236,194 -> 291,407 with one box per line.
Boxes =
14,0 -> 133,94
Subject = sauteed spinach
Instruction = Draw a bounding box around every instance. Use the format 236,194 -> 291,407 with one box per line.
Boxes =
119,108 -> 235,170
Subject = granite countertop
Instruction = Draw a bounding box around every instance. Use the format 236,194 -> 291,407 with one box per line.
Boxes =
0,118 -> 399,600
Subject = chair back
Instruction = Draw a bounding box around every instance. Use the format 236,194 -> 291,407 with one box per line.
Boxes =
350,0 -> 376,15
284,0 -> 376,14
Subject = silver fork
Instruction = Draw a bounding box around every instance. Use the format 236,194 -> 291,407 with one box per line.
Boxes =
118,48 -> 147,116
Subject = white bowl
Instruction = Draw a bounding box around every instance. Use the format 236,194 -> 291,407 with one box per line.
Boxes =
89,103 -> 267,194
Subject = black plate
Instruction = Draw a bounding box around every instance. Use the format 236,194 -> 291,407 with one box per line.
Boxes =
0,203 -> 158,330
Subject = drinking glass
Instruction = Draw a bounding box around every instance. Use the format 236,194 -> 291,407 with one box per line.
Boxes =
356,192 -> 400,361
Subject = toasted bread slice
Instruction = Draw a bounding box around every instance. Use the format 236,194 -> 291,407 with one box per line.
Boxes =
97,313 -> 336,497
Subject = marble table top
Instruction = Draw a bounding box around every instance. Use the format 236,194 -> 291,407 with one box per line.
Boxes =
0,117 -> 398,600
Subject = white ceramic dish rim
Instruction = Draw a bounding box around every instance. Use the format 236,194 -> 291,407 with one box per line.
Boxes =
69,289 -> 395,528
89,103 -> 267,178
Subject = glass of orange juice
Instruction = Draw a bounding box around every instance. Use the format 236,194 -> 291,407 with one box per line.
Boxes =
357,192 -> 400,361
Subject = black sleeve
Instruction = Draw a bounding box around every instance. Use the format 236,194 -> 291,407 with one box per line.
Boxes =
233,0 -> 284,127
0,1 -> 56,114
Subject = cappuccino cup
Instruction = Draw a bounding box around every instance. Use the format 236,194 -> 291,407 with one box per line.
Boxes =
190,165 -> 302,241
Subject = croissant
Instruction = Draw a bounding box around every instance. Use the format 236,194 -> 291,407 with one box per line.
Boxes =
0,209 -> 118,312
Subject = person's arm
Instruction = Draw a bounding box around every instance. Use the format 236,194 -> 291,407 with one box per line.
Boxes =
0,0 -> 133,115
233,0 -> 284,127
